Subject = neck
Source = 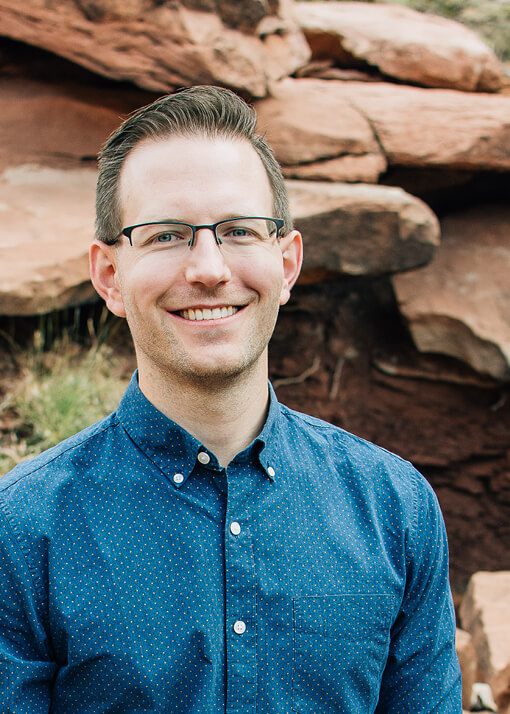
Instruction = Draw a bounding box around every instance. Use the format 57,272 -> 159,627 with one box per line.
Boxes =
137,360 -> 270,468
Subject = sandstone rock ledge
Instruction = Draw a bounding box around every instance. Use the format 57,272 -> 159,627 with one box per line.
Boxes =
0,77 -> 136,171
288,181 -> 439,278
265,78 -> 510,173
393,205 -> 510,380
456,628 -> 477,712
461,571 -> 510,714
0,0 -> 310,97
294,1 -> 504,92
0,165 -> 97,316
254,78 -> 387,183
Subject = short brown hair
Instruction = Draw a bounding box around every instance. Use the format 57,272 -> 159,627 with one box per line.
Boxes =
95,85 -> 292,244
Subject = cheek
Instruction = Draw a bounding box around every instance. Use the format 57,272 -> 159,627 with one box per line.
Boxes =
120,259 -> 176,304
239,251 -> 284,292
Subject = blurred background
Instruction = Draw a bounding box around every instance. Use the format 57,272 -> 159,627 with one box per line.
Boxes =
0,2 -> 509,708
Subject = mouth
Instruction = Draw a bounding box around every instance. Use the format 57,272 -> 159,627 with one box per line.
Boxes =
177,306 -> 241,321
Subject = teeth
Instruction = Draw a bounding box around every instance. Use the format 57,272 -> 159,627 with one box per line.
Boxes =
180,306 -> 238,321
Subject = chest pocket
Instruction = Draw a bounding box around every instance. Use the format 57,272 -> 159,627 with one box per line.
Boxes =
291,594 -> 393,714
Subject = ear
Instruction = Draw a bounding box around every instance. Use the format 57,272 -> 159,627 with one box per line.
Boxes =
279,229 -> 303,306
89,240 -> 127,318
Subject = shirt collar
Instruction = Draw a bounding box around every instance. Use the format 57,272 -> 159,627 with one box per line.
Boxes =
116,371 -> 281,485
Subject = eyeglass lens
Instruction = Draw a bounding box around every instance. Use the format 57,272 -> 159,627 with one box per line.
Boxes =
128,218 -> 279,252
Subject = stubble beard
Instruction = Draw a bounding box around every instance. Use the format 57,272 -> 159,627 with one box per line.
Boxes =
130,314 -> 276,396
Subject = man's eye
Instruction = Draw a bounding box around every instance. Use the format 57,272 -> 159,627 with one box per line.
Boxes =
224,225 -> 257,239
151,231 -> 186,244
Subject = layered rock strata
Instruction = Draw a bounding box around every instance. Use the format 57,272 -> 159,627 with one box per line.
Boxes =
288,181 -> 439,277
393,205 -> 510,380
294,1 -> 504,92
0,165 -> 97,315
0,0 -> 310,96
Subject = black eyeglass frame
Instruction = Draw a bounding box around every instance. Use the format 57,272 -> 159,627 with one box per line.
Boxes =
119,216 -> 285,247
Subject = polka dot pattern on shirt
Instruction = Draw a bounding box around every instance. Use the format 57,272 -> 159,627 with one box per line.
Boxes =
0,372 -> 461,713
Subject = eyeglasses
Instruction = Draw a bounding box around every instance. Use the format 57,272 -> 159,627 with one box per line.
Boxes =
119,217 -> 284,254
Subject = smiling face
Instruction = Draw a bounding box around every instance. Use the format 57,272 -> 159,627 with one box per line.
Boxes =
90,134 -> 302,392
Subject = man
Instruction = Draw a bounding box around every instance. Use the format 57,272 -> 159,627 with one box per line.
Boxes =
0,86 -> 461,712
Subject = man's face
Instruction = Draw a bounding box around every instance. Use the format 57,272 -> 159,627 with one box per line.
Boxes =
91,134 -> 302,388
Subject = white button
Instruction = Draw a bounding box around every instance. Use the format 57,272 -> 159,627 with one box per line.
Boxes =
230,521 -> 241,536
233,620 -> 246,635
267,466 -> 275,478
173,473 -> 184,484
197,451 -> 210,465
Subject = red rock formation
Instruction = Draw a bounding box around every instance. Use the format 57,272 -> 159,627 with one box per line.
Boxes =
254,77 -> 385,181
0,0 -> 309,96
301,78 -> 510,171
456,629 -> 477,711
461,572 -> 510,713
0,165 -> 97,315
295,1 -> 504,92
0,76 -> 140,171
288,180 -> 439,277
393,205 -> 510,380
0,0 -> 509,590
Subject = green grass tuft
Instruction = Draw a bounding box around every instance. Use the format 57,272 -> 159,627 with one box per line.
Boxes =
0,339 -> 128,475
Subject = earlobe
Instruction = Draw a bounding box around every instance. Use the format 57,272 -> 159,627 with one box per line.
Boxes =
279,230 -> 303,306
89,240 -> 126,318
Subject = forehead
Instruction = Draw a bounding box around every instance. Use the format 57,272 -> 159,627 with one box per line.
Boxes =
118,134 -> 274,225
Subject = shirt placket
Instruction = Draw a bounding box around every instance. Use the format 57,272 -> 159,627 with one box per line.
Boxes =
224,461 -> 259,714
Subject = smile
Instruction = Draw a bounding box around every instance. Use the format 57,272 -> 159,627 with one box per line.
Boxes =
178,306 -> 240,321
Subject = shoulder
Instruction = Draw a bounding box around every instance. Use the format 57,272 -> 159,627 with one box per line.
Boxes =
0,411 -> 120,504
276,402 -> 435,512
277,401 -> 415,475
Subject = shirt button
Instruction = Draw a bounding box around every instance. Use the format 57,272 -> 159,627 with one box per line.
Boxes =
230,521 -> 241,536
233,620 -> 246,635
197,451 -> 210,465
267,466 -> 276,478
173,473 -> 184,484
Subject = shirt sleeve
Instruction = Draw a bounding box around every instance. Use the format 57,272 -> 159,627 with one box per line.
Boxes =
375,472 -> 462,714
0,504 -> 56,713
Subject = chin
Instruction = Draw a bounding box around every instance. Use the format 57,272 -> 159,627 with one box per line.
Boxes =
174,352 -> 264,387
184,363 -> 252,385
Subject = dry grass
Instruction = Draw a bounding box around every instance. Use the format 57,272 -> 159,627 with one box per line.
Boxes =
0,317 -> 130,476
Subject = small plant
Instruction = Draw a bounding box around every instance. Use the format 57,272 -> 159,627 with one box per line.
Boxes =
0,333 -> 129,476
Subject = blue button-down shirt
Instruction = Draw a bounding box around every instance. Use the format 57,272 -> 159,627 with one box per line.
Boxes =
0,372 -> 461,713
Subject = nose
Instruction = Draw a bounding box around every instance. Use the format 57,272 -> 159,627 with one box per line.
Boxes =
183,228 -> 232,287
